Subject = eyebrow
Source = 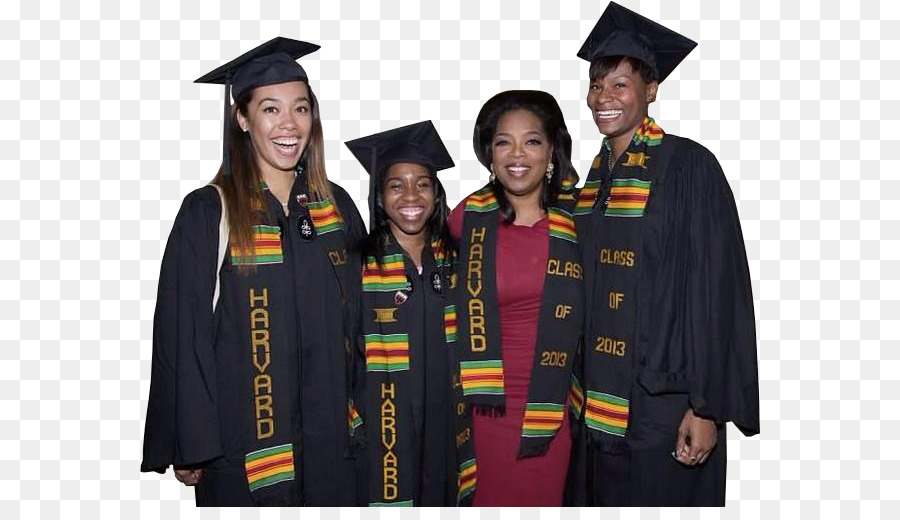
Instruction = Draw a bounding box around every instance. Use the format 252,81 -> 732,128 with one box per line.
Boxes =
256,97 -> 310,106
493,131 -> 545,138
384,173 -> 432,182
594,75 -> 631,82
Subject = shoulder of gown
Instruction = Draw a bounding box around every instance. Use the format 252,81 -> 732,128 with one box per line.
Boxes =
329,181 -> 367,247
448,198 -> 468,240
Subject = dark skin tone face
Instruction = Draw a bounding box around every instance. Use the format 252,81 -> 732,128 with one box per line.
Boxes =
381,162 -> 436,268
586,60 -> 658,160
490,108 -> 554,226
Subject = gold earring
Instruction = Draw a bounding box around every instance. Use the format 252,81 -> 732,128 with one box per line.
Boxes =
545,162 -> 554,181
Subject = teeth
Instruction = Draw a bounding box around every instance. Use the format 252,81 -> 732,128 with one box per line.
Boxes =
273,138 -> 298,146
596,110 -> 622,119
507,166 -> 529,172
398,208 -> 424,219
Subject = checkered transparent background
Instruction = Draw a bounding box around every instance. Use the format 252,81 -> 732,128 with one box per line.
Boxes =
1,0 -> 897,517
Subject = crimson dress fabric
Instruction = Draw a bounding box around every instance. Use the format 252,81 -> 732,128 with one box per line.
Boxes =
449,203 -> 571,507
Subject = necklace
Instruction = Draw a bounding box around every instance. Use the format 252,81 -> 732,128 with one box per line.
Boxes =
271,168 -> 298,215
608,146 -> 615,175
601,145 -> 615,208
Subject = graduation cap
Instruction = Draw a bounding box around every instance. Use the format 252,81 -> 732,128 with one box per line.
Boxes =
345,121 -> 455,229
577,2 -> 697,83
195,37 -> 320,175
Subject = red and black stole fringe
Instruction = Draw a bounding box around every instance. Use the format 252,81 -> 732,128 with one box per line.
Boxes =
361,239 -> 476,506
456,184 -> 584,457
572,117 -> 676,443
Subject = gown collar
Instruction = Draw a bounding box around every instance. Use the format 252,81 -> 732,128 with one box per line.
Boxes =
602,116 -> 666,152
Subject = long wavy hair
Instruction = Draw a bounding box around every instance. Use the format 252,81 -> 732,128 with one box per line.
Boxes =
211,80 -> 334,267
362,164 -> 456,265
473,90 -> 578,223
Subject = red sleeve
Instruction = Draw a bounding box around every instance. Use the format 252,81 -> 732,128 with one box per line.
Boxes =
448,198 -> 467,240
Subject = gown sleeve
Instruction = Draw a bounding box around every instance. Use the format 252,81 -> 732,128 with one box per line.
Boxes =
683,144 -> 760,437
329,182 -> 368,451
141,187 -> 223,473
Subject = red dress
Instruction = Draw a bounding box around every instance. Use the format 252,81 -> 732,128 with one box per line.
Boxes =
449,201 -> 571,507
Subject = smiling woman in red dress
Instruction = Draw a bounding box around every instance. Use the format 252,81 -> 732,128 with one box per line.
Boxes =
449,90 -> 583,506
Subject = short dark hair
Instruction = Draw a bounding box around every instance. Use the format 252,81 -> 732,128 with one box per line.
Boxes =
473,90 -> 578,223
589,55 -> 658,84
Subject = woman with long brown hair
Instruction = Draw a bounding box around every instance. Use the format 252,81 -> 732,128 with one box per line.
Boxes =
141,37 -> 366,506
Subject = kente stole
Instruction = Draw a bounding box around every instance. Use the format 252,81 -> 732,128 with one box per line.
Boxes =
572,117 -> 680,443
457,185 -> 584,457
361,239 -> 476,505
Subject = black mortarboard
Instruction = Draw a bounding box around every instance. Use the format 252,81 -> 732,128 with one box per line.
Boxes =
195,37 -> 320,175
577,2 -> 697,83
345,120 -> 455,229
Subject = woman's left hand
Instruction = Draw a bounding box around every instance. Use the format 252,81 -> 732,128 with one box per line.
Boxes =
173,467 -> 204,486
672,408 -> 717,466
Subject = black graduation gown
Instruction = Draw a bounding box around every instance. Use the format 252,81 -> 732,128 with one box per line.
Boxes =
360,241 -> 458,506
141,181 -> 368,506
572,135 -> 759,506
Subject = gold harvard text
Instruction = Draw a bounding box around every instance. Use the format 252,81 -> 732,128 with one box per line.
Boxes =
466,226 -> 487,352
380,382 -> 399,500
249,287 -> 275,439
